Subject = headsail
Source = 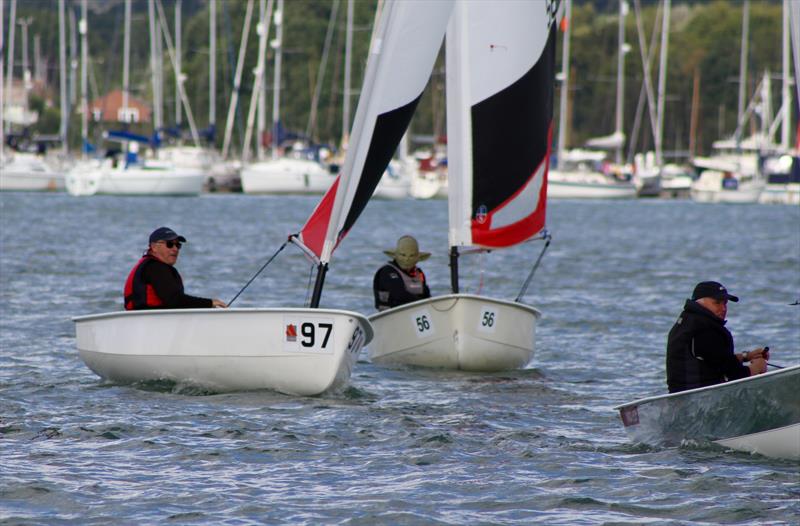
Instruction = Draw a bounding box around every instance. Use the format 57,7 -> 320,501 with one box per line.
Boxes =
446,0 -> 560,249
296,0 -> 455,263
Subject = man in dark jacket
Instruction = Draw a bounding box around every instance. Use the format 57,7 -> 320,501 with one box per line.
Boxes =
666,281 -> 767,393
124,227 -> 227,310
373,235 -> 431,311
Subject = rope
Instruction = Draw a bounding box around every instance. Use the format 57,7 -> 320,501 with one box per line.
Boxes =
515,233 -> 552,303
227,241 -> 288,306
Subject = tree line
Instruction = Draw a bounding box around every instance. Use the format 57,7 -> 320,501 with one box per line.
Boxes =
8,0 -> 790,160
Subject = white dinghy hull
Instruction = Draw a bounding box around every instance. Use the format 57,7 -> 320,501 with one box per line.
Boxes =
615,365 -> 800,460
74,308 -> 373,396
367,294 -> 540,371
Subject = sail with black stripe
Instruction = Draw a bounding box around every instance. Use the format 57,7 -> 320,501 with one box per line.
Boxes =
446,0 -> 560,250
295,0 -> 454,264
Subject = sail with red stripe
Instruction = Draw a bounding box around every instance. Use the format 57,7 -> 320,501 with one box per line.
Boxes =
446,0 -> 559,250
295,0 -> 454,263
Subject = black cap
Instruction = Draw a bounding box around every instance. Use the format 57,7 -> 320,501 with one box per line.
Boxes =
691,281 -> 739,302
149,226 -> 187,244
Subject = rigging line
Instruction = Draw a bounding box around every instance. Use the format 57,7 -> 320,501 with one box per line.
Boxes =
514,233 -> 552,303
767,362 -> 785,369
227,241 -> 288,306
303,263 -> 316,308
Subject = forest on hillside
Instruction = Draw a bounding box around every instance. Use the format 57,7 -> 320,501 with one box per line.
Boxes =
6,0 -> 792,160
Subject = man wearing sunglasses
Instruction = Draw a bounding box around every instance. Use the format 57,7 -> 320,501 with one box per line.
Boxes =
124,226 -> 227,310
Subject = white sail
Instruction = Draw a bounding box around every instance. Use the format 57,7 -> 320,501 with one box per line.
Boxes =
296,0 -> 454,264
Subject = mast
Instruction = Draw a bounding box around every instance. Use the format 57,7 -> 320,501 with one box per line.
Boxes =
175,0 -> 182,127
122,0 -> 131,122
59,0 -> 68,154
4,0 -> 15,136
556,0 -> 571,170
781,0 -> 791,150
148,0 -> 162,132
242,0 -> 273,163
615,1 -> 628,165
18,16 -> 31,125
654,0 -> 670,167
1,0 -> 5,159
80,0 -> 88,159
737,0 -> 750,143
257,0 -> 266,160
221,0 -> 254,159
270,0 -> 283,159
305,0 -> 339,141
342,0 -> 353,147
209,0 -> 216,135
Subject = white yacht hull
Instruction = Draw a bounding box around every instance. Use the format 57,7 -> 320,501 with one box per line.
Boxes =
73,308 -> 373,396
240,158 -> 335,195
690,175 -> 765,204
0,154 -> 65,191
66,160 -> 204,196
548,170 -> 637,199
367,294 -> 540,371
758,183 -> 800,205
616,365 -> 800,460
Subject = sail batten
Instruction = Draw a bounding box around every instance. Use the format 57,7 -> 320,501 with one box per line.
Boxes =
446,1 -> 559,250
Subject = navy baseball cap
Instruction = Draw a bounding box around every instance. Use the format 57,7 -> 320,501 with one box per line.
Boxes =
149,226 -> 187,244
691,281 -> 739,302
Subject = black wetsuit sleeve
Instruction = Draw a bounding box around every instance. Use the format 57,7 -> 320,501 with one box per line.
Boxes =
143,262 -> 213,309
693,329 -> 749,382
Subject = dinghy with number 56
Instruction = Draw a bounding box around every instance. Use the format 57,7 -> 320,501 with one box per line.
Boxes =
367,0 -> 559,372
73,0 -> 455,396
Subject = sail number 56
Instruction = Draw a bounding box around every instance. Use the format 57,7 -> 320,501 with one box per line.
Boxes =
478,307 -> 497,333
411,309 -> 435,338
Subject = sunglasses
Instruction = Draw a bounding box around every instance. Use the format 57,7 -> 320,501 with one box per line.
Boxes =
161,240 -> 183,249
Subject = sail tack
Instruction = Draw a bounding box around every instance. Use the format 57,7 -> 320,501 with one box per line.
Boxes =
446,0 -> 560,250
297,0 -> 455,263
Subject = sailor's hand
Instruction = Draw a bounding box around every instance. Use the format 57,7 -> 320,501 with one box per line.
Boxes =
212,299 -> 228,308
748,357 -> 767,376
743,347 -> 769,362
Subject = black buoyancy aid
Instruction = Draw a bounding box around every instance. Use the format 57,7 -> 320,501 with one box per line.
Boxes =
123,255 -> 179,310
388,262 -> 426,297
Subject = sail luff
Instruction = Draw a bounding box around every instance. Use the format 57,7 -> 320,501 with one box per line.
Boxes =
445,2 -> 474,249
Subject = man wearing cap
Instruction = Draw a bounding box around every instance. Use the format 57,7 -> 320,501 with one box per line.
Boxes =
123,227 -> 227,310
373,235 -> 431,311
666,281 -> 768,393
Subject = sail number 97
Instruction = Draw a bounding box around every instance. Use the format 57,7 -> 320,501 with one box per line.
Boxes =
284,317 -> 335,353
301,322 -> 332,348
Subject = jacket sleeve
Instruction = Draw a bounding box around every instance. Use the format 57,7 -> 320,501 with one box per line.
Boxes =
692,329 -> 750,382
144,263 -> 213,309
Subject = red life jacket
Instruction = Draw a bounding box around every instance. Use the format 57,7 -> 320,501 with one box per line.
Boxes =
123,254 -> 178,310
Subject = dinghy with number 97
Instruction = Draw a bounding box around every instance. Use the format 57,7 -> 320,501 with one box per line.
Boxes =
72,0 -> 456,396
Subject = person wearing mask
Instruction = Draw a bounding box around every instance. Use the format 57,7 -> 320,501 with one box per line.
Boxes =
666,281 -> 768,393
124,226 -> 227,310
373,235 -> 431,311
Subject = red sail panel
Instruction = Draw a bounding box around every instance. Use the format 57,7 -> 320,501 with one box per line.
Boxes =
297,177 -> 340,259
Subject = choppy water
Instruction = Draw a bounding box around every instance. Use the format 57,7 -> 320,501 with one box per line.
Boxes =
1,192 -> 799,525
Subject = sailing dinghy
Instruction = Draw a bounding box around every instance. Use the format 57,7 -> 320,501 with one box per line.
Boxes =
615,365 -> 800,460
367,0 -> 559,372
73,0 -> 455,396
